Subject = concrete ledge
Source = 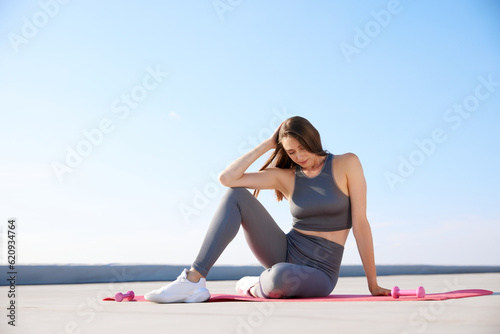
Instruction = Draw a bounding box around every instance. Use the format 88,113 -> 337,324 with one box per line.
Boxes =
2,264 -> 500,285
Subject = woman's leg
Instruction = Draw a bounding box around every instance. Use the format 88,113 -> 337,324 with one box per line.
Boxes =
145,187 -> 287,303
253,262 -> 334,298
192,187 -> 287,277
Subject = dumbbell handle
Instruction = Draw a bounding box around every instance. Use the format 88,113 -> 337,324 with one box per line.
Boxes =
115,290 -> 135,302
391,286 -> 425,298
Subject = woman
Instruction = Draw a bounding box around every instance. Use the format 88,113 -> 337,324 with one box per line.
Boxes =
145,116 -> 390,302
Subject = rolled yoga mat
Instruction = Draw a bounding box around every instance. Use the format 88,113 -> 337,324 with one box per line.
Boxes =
103,289 -> 493,303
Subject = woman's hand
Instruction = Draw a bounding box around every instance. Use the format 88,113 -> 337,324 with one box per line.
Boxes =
369,285 -> 391,296
267,121 -> 284,149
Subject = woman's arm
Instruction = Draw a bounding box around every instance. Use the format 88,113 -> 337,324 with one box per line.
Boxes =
345,153 -> 391,296
218,122 -> 285,191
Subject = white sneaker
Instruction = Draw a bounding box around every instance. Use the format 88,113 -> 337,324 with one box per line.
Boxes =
144,269 -> 211,303
235,276 -> 260,297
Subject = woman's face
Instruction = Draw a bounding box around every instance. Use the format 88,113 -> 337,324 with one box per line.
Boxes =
281,136 -> 318,168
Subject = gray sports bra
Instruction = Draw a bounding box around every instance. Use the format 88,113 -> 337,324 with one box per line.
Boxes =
290,153 -> 352,232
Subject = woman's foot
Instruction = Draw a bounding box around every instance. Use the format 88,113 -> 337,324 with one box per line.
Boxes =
144,269 -> 210,303
235,276 -> 260,297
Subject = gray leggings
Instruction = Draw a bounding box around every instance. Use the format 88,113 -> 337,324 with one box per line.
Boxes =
192,187 -> 345,298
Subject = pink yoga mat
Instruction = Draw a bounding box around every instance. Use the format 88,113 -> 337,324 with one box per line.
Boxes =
103,289 -> 493,303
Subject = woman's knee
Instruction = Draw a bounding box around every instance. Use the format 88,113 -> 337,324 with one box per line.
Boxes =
224,187 -> 251,200
259,263 -> 333,298
259,263 -> 308,298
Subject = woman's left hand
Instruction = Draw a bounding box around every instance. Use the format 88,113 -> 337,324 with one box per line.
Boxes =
369,285 -> 391,296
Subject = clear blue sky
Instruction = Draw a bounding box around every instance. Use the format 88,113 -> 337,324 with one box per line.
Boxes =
1,0 -> 499,266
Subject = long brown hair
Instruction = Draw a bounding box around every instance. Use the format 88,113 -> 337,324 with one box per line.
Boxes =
253,116 -> 329,201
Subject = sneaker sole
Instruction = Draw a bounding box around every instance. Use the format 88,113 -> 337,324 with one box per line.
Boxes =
185,288 -> 211,303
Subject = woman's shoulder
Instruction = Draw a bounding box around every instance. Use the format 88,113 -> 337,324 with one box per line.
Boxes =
332,152 -> 363,177
332,152 -> 360,165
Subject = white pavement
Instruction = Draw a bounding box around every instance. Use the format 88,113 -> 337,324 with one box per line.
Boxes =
1,273 -> 499,334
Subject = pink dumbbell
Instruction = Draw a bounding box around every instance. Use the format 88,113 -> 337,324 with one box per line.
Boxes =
115,290 -> 135,302
391,286 -> 425,299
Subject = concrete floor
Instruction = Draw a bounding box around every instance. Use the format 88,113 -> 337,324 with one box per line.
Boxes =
1,273 -> 499,334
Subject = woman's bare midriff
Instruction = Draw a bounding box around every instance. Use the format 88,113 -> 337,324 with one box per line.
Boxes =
292,227 -> 350,247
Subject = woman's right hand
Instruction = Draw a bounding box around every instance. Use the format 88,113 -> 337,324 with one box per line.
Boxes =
267,121 -> 284,149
